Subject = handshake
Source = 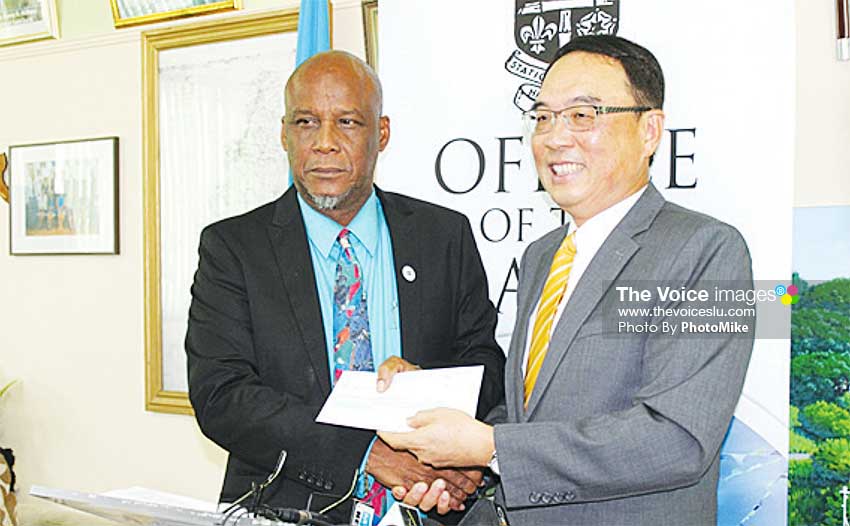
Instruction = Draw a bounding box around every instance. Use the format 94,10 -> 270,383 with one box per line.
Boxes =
365,357 -> 497,516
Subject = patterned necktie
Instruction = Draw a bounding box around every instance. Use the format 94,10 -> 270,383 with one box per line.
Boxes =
524,232 -> 577,407
331,229 -> 387,517
332,228 -> 375,383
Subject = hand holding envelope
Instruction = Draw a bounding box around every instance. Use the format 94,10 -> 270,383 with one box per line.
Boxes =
371,363 -> 496,516
316,365 -> 484,432
316,361 -> 493,516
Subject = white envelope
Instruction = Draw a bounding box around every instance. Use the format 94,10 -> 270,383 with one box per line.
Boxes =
316,365 -> 484,432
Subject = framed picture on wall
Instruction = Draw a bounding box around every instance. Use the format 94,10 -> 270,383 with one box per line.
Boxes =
0,153 -> 8,202
362,0 -> 377,69
109,0 -> 242,28
7,137 -> 119,255
142,9 -> 298,415
0,0 -> 59,47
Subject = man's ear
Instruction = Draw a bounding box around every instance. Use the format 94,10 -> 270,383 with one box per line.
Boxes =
642,109 -> 665,160
378,116 -> 391,152
280,119 -> 288,152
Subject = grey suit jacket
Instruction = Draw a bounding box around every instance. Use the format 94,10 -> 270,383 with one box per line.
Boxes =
493,184 -> 755,526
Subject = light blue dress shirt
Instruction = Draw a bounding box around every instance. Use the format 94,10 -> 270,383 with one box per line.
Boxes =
297,190 -> 401,376
297,190 -> 402,519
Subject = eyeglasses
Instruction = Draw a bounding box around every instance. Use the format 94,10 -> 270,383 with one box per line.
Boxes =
522,104 -> 652,135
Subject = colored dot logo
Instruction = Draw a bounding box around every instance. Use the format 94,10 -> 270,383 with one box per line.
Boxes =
775,284 -> 799,305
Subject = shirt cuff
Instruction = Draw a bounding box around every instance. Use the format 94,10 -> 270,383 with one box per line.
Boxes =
489,450 -> 501,476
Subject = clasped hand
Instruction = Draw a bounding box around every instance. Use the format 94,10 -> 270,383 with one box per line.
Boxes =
366,357 -> 495,515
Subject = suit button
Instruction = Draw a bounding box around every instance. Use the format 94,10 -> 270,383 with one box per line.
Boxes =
315,478 -> 324,488
552,492 -> 563,502
540,493 -> 552,504
306,475 -> 314,485
324,480 -> 334,491
528,492 -> 540,503
564,490 -> 575,501
298,472 -> 306,481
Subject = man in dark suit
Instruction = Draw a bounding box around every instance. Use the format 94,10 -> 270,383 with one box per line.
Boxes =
380,36 -> 755,525
185,50 -> 504,523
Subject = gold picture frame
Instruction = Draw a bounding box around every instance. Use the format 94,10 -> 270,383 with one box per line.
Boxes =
0,0 -> 59,47
0,153 -> 8,202
143,9 -> 299,415
362,0 -> 378,70
110,0 -> 242,28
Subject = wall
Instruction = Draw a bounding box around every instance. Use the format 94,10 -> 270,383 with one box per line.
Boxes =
0,0 -> 365,502
795,0 -> 850,206
0,0 -> 848,509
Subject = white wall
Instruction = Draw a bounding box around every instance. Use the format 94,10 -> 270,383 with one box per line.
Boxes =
0,0 -> 365,502
0,0 -> 847,509
795,0 -> 850,206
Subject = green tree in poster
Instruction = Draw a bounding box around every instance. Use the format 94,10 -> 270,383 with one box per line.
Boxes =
804,278 -> 850,314
802,402 -> 850,439
789,277 -> 850,525
790,352 -> 850,408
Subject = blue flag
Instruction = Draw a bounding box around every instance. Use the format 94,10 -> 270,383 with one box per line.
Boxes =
296,0 -> 331,67
289,0 -> 331,186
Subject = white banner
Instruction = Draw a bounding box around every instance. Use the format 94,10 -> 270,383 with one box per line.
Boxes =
378,2 -> 793,523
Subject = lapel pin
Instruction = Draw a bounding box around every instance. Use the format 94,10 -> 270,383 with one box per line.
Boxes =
401,265 -> 416,282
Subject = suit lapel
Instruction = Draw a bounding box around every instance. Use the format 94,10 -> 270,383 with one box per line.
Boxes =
506,229 -> 564,422
267,186 -> 332,397
376,188 -> 423,363
522,184 -> 666,420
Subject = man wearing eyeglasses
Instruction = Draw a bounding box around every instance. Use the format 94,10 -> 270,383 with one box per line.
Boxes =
379,35 -> 755,525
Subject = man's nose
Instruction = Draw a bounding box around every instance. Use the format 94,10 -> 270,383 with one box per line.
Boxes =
543,117 -> 579,149
312,121 -> 340,153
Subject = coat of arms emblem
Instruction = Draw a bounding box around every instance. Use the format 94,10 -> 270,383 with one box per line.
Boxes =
506,0 -> 620,110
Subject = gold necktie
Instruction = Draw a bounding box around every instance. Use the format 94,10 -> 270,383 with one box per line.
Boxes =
524,232 -> 577,407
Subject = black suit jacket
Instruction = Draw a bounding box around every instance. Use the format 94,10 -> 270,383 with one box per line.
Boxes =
185,186 -> 504,521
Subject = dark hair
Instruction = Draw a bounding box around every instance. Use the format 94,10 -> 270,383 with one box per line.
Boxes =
545,35 -> 665,109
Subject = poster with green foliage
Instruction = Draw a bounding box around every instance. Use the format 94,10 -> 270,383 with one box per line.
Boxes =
789,206 -> 850,526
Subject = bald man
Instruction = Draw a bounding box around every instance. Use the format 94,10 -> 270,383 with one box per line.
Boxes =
185,51 -> 505,523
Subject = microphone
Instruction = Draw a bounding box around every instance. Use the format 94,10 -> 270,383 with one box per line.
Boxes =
250,450 -> 289,513
258,507 -> 334,526
260,450 -> 288,491
221,450 -> 288,516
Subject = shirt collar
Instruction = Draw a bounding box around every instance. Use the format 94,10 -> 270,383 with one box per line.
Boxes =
567,184 -> 648,254
297,189 -> 380,258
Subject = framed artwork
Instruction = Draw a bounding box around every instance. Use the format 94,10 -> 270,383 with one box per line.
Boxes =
0,153 -> 8,202
7,137 -> 119,255
362,0 -> 377,69
839,0 -> 850,60
142,10 -> 298,414
109,0 -> 242,28
0,0 -> 59,47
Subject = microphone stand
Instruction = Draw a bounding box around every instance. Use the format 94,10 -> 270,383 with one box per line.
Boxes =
219,450 -> 288,525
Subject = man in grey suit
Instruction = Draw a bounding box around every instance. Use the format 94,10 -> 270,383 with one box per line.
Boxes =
379,35 -> 755,525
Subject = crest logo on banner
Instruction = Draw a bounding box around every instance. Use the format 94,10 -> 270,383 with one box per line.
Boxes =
506,0 -> 620,110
